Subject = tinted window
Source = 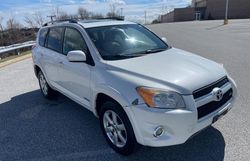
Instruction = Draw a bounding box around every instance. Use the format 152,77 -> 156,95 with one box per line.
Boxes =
39,28 -> 48,47
47,27 -> 64,53
63,28 -> 88,55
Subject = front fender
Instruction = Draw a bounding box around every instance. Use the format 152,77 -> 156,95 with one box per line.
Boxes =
92,84 -> 131,116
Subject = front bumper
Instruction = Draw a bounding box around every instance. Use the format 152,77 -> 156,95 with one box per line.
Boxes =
124,78 -> 237,147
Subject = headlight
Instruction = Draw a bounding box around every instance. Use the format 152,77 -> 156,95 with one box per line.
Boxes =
136,87 -> 185,109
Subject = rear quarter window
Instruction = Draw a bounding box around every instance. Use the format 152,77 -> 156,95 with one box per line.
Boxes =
38,28 -> 48,47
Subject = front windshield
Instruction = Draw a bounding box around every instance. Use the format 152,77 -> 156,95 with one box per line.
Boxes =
86,24 -> 169,60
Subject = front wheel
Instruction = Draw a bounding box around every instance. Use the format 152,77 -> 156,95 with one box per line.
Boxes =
99,101 -> 137,155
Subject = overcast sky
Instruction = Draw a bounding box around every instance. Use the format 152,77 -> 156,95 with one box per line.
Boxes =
0,0 -> 191,27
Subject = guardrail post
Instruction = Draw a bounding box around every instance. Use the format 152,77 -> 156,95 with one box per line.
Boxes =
15,49 -> 21,55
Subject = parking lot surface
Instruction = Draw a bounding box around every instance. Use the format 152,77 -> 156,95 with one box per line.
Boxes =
0,19 -> 250,161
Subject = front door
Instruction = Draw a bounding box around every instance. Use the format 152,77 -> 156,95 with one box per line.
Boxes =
56,27 -> 92,108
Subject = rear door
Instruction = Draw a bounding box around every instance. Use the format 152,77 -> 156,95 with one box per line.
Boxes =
41,27 -> 65,86
56,27 -> 92,109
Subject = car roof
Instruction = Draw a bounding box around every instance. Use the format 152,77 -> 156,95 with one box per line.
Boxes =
78,20 -> 137,28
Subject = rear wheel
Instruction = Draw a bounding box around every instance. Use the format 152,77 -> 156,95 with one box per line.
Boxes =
38,71 -> 57,99
99,101 -> 137,155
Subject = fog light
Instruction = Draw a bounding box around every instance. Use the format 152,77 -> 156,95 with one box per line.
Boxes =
153,126 -> 164,137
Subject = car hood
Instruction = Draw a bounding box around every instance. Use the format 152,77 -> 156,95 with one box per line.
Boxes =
105,48 -> 226,94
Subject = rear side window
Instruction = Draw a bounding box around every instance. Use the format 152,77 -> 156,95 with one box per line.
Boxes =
39,28 -> 48,47
63,28 -> 88,55
46,27 -> 64,53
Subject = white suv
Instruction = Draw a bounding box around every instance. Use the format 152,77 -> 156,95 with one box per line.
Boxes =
32,19 -> 237,155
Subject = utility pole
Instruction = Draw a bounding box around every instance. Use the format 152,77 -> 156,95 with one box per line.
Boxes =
144,11 -> 147,25
224,0 -> 229,25
160,4 -> 164,23
47,15 -> 56,23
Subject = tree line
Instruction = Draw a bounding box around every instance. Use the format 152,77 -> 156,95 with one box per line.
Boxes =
0,5 -> 122,47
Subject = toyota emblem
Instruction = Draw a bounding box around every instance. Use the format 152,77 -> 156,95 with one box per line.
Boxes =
212,87 -> 224,101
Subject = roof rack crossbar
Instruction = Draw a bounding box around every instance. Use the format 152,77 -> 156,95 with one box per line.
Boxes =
43,19 -> 78,27
92,17 -> 124,21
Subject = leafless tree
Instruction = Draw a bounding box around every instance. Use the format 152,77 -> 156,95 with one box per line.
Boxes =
91,13 -> 104,19
0,16 -> 3,31
48,6 -> 105,21
0,16 -> 4,46
6,17 -> 23,44
107,1 -> 123,18
56,11 -> 70,20
50,6 -> 71,21
33,12 -> 45,27
24,12 -> 45,28
7,17 -> 22,30
7,17 -> 15,30
24,16 -> 35,28
108,2 -> 117,17
23,15 -> 37,42
70,14 -> 79,19
78,7 -> 90,20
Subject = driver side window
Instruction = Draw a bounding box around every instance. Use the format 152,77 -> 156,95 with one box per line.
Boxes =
63,28 -> 88,55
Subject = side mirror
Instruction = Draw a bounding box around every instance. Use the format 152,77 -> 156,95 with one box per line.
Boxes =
161,37 -> 168,43
67,50 -> 86,62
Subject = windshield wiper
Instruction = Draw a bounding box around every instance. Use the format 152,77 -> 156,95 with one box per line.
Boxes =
103,48 -> 167,60
119,48 -> 167,56
125,48 -> 167,55
145,48 -> 167,54
103,54 -> 141,60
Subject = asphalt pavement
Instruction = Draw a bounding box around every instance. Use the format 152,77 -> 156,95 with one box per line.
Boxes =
0,19 -> 250,161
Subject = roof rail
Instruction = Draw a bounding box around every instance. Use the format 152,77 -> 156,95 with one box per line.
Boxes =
43,19 -> 78,27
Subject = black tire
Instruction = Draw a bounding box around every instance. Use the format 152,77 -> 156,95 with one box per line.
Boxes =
99,101 -> 137,155
38,71 -> 57,99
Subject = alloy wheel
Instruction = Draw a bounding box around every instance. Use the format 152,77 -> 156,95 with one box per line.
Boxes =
39,73 -> 48,96
103,110 -> 127,148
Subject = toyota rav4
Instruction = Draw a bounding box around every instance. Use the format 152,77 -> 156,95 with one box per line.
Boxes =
32,19 -> 237,155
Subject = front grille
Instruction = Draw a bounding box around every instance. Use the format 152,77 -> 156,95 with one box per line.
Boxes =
197,88 -> 233,119
193,77 -> 229,99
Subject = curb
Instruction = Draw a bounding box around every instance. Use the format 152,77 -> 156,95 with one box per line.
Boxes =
0,54 -> 32,68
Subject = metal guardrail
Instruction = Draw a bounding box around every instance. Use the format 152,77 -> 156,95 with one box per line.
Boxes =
0,41 -> 35,55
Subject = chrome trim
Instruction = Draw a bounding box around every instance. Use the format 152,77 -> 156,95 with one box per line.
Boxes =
153,126 -> 164,137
